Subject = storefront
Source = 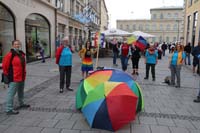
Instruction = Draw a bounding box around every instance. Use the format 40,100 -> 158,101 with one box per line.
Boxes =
0,2 -> 15,63
25,14 -> 50,62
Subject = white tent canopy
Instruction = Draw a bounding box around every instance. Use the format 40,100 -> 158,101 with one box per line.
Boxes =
132,31 -> 155,38
102,28 -> 132,36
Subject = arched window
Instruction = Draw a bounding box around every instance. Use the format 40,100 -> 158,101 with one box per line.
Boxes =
0,2 -> 15,63
25,14 -> 50,62
160,13 -> 163,19
166,24 -> 171,30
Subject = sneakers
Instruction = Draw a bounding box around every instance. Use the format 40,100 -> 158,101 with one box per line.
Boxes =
152,78 -> 155,81
66,87 -> 73,91
144,77 -> 148,80
15,104 -> 30,110
60,89 -> 63,93
6,110 -> 19,115
194,96 -> 200,103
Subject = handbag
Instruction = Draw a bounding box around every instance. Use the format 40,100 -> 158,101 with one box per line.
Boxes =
1,73 -> 9,84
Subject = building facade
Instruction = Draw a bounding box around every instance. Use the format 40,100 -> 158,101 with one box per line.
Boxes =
0,0 -> 56,63
184,0 -> 200,47
117,7 -> 184,44
0,0 -> 108,63
100,0 -> 109,32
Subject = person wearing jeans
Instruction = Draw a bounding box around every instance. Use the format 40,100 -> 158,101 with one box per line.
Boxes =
2,40 -> 30,115
144,44 -> 158,81
119,39 -> 131,71
169,44 -> 186,88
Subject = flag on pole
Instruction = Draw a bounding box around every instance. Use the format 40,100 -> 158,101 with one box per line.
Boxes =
134,36 -> 148,51
127,35 -> 137,44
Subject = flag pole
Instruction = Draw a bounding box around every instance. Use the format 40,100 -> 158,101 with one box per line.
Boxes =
94,40 -> 100,70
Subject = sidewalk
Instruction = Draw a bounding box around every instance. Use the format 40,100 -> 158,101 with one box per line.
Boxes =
0,52 -> 200,133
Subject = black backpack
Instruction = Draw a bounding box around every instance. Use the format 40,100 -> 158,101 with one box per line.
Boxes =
1,50 -> 16,84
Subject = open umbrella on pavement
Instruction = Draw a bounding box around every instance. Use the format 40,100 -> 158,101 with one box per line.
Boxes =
76,69 -> 144,131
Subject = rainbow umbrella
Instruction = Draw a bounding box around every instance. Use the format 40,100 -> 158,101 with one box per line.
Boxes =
76,69 -> 144,131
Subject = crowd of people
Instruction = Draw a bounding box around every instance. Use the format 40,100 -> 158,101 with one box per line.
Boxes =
2,37 -> 200,115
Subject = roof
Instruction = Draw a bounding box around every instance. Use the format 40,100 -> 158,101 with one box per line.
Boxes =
150,6 -> 184,11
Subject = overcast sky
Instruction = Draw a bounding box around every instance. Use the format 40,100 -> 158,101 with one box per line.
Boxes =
105,0 -> 184,28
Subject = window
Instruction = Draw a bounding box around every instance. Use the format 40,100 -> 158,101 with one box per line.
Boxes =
126,25 -> 129,30
174,13 -> 178,18
56,0 -> 64,12
166,24 -> 171,30
167,13 -> 171,18
145,24 -> 150,31
133,24 -> 136,30
188,0 -> 193,6
166,36 -> 169,42
173,24 -> 178,30
160,13 -> 163,19
120,24 -> 123,29
25,14 -> 50,62
186,15 -> 191,44
173,37 -> 176,42
0,3 -> 15,63
139,24 -> 143,30
153,14 -> 157,19
192,12 -> 198,46
152,24 -> 156,30
160,24 -> 163,30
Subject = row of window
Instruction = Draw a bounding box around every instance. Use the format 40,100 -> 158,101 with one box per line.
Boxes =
151,36 -> 177,42
120,24 -> 179,31
152,13 -> 179,19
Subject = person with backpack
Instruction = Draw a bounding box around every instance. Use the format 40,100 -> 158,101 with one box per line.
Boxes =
56,37 -> 74,93
144,43 -> 158,81
119,39 -> 131,71
2,40 -> 30,115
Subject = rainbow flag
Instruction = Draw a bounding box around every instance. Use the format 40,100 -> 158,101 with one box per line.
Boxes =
134,36 -> 148,51
127,35 -> 137,44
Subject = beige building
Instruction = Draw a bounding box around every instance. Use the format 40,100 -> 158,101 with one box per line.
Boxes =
117,7 -> 184,43
100,0 -> 109,32
0,0 -> 108,63
184,0 -> 200,47
0,0 -> 56,63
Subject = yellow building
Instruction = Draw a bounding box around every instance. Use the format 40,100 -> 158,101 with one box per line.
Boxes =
117,7 -> 184,43
184,0 -> 200,47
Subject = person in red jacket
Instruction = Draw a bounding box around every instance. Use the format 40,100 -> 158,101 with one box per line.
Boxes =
2,40 -> 30,115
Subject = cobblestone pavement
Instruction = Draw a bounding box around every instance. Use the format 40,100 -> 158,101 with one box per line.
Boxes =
0,52 -> 200,133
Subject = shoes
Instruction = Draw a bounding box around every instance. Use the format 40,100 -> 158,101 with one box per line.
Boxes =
113,64 -> 118,67
6,110 -> 19,115
152,78 -> 155,81
144,77 -> 148,80
60,89 -> 63,93
66,87 -> 73,91
16,104 -> 30,110
194,96 -> 200,103
136,72 -> 139,75
175,85 -> 180,88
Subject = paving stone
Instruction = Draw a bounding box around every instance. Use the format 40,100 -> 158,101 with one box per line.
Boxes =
41,128 -> 61,133
191,121 -> 200,129
61,129 -> 80,133
156,118 -> 175,126
169,127 -> 189,133
53,113 -> 72,120
188,129 -> 200,133
173,120 -> 196,129
3,126 -> 25,133
159,107 -> 176,114
21,127 -> 43,133
73,118 -> 90,130
15,117 -> 42,126
139,116 -> 157,125
55,119 -> 76,129
150,125 -> 170,133
0,124 -> 9,132
81,131 -> 100,133
38,119 -> 59,128
131,124 -> 151,133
